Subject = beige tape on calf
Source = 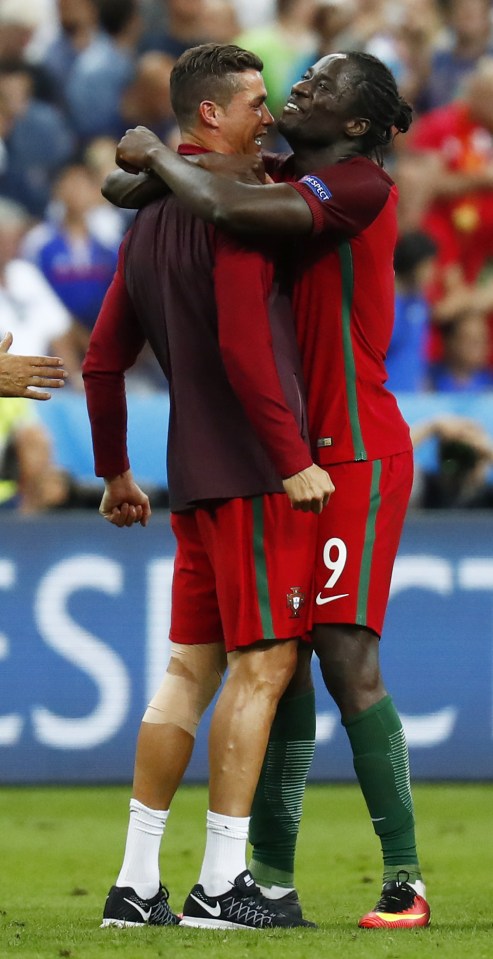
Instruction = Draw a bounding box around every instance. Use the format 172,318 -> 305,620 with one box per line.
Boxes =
143,642 -> 226,737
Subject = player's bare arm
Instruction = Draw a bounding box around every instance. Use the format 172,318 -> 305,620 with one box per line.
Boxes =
116,126 -> 313,234
105,128 -> 269,210
100,469 -> 151,528
0,332 -> 67,400
102,168 -> 167,209
283,464 -> 334,514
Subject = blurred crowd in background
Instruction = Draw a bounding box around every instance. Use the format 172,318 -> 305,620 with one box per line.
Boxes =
2,0 -> 493,511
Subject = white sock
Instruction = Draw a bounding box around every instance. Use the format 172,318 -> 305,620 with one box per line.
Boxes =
198,810 -> 250,896
410,879 -> 427,899
259,883 -> 295,899
116,798 -> 169,899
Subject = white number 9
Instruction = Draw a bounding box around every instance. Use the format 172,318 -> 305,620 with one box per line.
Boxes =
322,537 -> 347,588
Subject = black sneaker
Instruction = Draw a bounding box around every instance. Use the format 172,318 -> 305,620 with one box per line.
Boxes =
180,869 -> 310,929
101,883 -> 180,928
260,889 -> 317,928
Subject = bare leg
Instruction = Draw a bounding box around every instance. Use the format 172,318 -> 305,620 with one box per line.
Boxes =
313,623 -> 385,718
133,723 -> 195,809
208,639 -> 298,816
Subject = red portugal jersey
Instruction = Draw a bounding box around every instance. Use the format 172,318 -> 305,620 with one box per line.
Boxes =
267,154 -> 412,466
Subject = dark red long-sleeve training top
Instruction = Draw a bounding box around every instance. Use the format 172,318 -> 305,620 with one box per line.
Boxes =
83,148 -> 312,512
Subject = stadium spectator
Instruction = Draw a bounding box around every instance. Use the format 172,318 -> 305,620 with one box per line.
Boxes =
430,310 -> 493,391
202,0 -> 240,44
410,413 -> 493,507
386,230 -> 437,393
0,198 -> 80,383
0,0 -> 57,103
97,0 -> 143,52
314,0 -> 441,107
83,136 -> 130,247
236,0 -> 319,120
40,0 -> 136,142
0,61 -> 74,217
120,52 -> 178,145
140,0 -> 209,59
0,396 -> 69,513
112,49 -> 430,931
322,0 -> 387,50
404,56 -> 493,350
232,0 -> 276,29
22,164 -> 118,374
417,0 -> 493,113
85,42 -> 331,931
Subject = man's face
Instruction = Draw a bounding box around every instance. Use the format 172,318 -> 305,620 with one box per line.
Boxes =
278,54 -> 360,148
216,69 -> 274,155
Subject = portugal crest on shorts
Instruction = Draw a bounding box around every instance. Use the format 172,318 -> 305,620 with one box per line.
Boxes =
286,586 -> 305,618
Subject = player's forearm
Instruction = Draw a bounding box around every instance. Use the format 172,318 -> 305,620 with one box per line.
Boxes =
102,169 -> 168,209
84,369 -> 130,477
145,144 -> 312,234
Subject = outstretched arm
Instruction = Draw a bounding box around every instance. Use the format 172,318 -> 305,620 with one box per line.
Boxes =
0,333 -> 66,399
116,127 -> 313,234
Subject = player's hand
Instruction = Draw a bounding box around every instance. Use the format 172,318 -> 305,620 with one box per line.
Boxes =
0,332 -> 66,399
116,126 -> 164,174
282,464 -> 334,514
193,152 -> 268,184
99,471 -> 151,527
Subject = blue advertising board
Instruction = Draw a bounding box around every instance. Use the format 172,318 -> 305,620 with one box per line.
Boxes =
0,511 -> 492,783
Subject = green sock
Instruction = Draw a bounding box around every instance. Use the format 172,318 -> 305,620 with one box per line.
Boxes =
248,689 -> 316,888
343,694 -> 422,885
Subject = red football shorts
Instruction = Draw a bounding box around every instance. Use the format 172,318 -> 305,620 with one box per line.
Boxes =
314,451 -> 413,637
170,494 -> 317,652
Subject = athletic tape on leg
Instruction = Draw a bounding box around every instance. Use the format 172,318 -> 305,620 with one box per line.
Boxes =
143,642 -> 226,736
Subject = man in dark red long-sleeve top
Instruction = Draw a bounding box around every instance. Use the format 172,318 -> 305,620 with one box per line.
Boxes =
83,44 -> 332,931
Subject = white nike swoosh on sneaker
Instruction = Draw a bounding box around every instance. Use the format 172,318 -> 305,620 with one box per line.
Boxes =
123,898 -> 152,922
315,592 -> 349,605
371,816 -> 386,822
189,894 -> 222,918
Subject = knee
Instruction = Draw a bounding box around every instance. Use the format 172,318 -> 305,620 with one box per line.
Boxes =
313,625 -> 385,714
284,643 -> 313,697
143,642 -> 227,736
230,640 -> 298,703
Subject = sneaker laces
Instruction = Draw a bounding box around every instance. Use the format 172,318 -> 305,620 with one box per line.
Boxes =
374,871 -> 416,913
237,882 -> 286,918
159,884 -> 171,902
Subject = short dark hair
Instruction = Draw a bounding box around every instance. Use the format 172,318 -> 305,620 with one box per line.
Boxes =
394,231 -> 437,276
95,0 -> 138,35
170,43 -> 263,130
345,52 -> 413,163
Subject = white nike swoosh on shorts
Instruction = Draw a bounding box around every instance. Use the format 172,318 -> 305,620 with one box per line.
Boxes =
123,898 -> 152,921
315,592 -> 349,605
190,894 -> 222,917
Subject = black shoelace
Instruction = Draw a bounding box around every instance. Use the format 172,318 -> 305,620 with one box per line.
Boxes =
374,871 -> 416,913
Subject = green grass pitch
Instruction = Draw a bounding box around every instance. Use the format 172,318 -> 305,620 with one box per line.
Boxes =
1,782 -> 492,958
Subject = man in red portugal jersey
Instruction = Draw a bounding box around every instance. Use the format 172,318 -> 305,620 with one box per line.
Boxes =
113,50 -> 430,931
83,44 -> 332,932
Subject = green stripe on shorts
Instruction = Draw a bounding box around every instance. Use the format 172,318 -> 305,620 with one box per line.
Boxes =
356,460 -> 382,625
251,496 -> 275,639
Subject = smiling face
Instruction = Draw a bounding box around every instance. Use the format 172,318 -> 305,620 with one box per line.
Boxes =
278,53 -> 366,149
211,69 -> 274,155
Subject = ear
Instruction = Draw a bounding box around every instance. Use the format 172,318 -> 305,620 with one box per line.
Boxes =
345,117 -> 370,138
198,100 -> 221,130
